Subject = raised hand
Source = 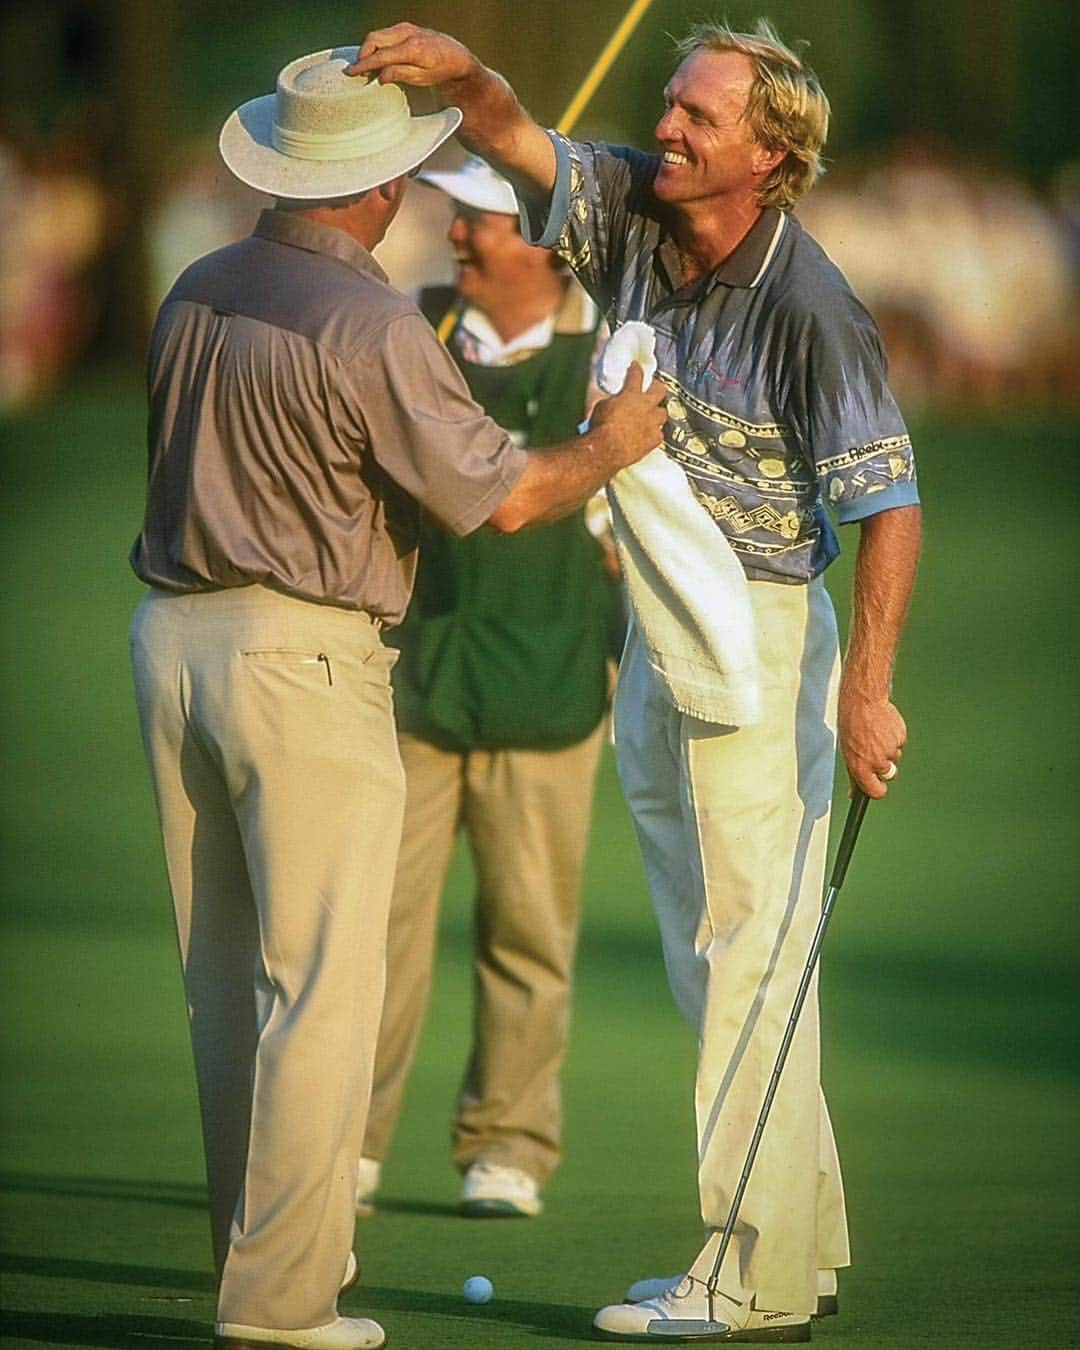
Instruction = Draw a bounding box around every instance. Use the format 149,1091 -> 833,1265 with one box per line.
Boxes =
350,23 -> 557,196
350,24 -> 475,90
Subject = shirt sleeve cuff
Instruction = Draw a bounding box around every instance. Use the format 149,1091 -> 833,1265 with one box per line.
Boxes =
443,443 -> 530,537
835,479 -> 921,524
518,131 -> 572,249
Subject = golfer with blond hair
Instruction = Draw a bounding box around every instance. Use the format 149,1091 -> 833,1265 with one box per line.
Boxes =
355,17 -> 921,1343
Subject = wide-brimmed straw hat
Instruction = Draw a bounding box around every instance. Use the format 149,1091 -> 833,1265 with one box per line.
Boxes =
219,47 -> 462,200
418,155 -> 518,215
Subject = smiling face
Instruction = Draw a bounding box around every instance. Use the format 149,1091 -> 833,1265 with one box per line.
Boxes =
653,50 -> 785,211
447,204 -> 554,307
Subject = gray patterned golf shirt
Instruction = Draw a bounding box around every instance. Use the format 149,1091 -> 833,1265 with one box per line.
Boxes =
524,135 -> 919,583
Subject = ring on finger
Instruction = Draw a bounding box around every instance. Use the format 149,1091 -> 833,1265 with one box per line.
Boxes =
878,762 -> 898,782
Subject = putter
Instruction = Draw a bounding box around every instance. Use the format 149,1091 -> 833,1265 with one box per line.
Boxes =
647,789 -> 872,1340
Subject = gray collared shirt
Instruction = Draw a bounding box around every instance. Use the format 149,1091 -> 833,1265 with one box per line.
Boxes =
131,210 -> 526,623
524,136 -> 919,582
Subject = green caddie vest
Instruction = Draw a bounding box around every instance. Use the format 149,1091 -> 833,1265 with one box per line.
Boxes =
389,287 -> 613,750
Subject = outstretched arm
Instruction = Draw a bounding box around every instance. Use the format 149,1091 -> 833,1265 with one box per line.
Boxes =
838,504 -> 922,799
351,24 -> 557,200
488,364 -> 666,531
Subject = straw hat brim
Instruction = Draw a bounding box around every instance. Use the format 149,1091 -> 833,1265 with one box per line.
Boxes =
220,93 -> 462,200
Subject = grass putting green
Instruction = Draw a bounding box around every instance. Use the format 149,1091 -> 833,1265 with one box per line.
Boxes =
1,369 -> 1078,1347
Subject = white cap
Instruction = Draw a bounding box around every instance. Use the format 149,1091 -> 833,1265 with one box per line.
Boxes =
418,155 -> 518,215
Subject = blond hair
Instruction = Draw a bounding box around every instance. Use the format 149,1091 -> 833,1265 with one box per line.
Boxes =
674,19 -> 830,210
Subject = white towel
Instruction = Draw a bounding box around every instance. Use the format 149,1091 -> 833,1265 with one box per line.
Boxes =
599,322 -> 761,726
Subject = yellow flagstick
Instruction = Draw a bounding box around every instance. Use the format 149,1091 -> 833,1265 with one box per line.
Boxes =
437,0 -> 655,344
556,0 -> 656,134
436,306 -> 458,344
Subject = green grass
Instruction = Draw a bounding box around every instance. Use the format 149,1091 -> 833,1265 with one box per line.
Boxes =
2,369 -> 1078,1347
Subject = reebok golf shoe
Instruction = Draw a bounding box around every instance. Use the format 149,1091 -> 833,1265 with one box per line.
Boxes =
594,1276 -> 809,1342
459,1161 -> 542,1216
214,1315 -> 386,1350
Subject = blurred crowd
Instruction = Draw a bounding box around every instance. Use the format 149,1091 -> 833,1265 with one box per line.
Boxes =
0,138 -> 108,411
1,131 -> 1077,415
798,138 -> 1080,411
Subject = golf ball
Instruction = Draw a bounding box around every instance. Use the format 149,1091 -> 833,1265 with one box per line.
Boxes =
463,1275 -> 494,1304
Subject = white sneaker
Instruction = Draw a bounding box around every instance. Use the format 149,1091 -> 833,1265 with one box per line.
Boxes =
354,1156 -> 381,1217
627,1270 -> 838,1320
459,1161 -> 542,1217
594,1276 -> 809,1342
215,1315 -> 385,1350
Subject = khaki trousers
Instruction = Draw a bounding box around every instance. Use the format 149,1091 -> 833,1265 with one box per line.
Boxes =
363,724 -> 605,1183
614,578 -> 850,1316
130,586 -> 404,1330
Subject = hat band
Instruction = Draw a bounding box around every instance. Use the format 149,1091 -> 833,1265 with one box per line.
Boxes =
272,109 -> 406,162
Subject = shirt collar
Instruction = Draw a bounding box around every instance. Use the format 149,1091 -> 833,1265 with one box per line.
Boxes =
254,209 -> 389,285
456,280 -> 597,367
656,205 -> 787,293
457,307 -> 555,365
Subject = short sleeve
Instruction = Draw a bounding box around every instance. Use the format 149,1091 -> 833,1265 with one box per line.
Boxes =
793,302 -> 919,523
351,313 -> 527,536
519,134 -> 651,313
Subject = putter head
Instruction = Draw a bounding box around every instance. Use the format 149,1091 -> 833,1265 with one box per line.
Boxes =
644,1320 -> 733,1339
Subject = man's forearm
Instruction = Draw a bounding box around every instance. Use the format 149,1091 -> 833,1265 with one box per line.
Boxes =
843,505 -> 922,697
486,363 -> 665,531
838,504 -> 922,796
488,429 -> 646,533
440,64 -> 531,163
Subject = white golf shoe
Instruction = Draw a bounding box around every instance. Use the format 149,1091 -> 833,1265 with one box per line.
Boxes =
594,1276 -> 809,1343
626,1270 -> 838,1320
214,1315 -> 385,1350
354,1156 -> 381,1217
459,1161 -> 542,1217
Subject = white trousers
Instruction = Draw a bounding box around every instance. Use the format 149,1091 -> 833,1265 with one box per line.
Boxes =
614,577 -> 850,1315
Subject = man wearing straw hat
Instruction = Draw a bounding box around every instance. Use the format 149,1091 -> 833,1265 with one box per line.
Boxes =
355,155 -> 616,1222
355,16 -> 921,1345
129,47 -> 665,1350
